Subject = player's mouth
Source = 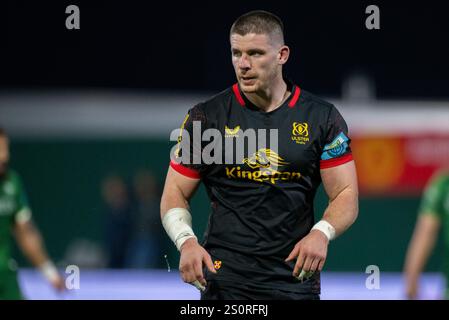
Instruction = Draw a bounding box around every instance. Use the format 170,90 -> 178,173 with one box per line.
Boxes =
241,76 -> 256,85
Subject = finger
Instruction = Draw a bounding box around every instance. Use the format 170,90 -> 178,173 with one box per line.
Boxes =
182,272 -> 194,283
293,251 -> 305,277
310,258 -> 320,273
296,269 -> 315,281
318,259 -> 326,271
180,264 -> 195,283
296,269 -> 306,281
190,280 -> 206,292
193,259 -> 206,286
203,253 -> 217,274
285,246 -> 299,262
302,255 -> 313,272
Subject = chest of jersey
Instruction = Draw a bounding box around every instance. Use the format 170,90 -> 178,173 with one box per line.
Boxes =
204,103 -> 323,185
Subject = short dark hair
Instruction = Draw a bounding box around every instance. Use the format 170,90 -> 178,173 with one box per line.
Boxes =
230,10 -> 285,43
0,127 -> 5,137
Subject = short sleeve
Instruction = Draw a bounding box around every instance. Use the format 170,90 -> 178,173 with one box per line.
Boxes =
419,175 -> 446,219
13,174 -> 32,224
320,105 -> 353,169
170,104 -> 208,179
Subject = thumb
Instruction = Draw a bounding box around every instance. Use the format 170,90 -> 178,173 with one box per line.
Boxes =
203,253 -> 217,274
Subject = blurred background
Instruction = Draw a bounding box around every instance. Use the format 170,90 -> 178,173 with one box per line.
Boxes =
1,0 -> 448,299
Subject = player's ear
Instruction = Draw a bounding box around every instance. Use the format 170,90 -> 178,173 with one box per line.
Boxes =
278,45 -> 290,65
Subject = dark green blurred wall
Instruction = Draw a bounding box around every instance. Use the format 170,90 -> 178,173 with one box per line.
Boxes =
9,139 -> 444,272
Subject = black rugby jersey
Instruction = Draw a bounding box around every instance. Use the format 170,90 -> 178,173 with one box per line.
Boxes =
170,80 -> 353,293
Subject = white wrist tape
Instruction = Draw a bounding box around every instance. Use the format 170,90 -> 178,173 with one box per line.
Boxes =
311,220 -> 336,241
190,280 -> 206,292
162,208 -> 197,251
39,261 -> 59,282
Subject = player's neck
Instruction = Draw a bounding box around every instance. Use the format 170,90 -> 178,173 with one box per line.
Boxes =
245,76 -> 289,113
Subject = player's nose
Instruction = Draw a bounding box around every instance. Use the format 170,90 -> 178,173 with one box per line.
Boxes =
238,55 -> 251,70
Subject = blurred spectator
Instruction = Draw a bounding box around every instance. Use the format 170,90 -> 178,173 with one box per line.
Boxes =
62,238 -> 107,269
342,70 -> 376,102
101,174 -> 133,269
126,170 -> 164,268
404,169 -> 449,299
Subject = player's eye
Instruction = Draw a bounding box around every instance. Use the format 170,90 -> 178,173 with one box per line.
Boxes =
248,51 -> 264,57
232,50 -> 241,58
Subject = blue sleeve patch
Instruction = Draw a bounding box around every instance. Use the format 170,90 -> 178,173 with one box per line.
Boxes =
321,132 -> 349,160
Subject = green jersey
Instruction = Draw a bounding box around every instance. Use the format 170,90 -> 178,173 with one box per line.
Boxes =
420,171 -> 449,294
0,170 -> 32,271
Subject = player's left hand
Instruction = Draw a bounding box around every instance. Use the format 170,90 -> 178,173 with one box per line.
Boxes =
285,229 -> 329,281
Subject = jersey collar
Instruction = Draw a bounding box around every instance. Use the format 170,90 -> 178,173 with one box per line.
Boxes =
232,79 -> 301,109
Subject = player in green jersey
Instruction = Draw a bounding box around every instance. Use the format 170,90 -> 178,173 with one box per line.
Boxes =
404,170 -> 449,299
0,128 -> 65,299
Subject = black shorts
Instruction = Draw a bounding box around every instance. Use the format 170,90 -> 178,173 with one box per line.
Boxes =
201,279 -> 320,300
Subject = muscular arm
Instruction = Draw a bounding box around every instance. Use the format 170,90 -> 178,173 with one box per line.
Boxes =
160,166 -> 201,216
320,160 -> 359,237
13,220 -> 52,267
286,160 -> 359,277
160,166 -> 216,290
13,220 -> 65,290
404,214 -> 440,299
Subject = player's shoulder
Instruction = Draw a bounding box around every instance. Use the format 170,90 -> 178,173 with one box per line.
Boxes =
300,89 -> 336,113
427,170 -> 449,188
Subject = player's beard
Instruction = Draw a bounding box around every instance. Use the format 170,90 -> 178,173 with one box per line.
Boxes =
0,162 -> 8,180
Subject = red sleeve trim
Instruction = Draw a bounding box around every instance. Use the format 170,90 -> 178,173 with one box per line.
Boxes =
320,154 -> 353,169
232,83 -> 246,106
288,85 -> 301,108
170,160 -> 201,179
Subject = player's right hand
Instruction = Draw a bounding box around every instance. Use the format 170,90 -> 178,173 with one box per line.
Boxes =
179,238 -> 216,291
